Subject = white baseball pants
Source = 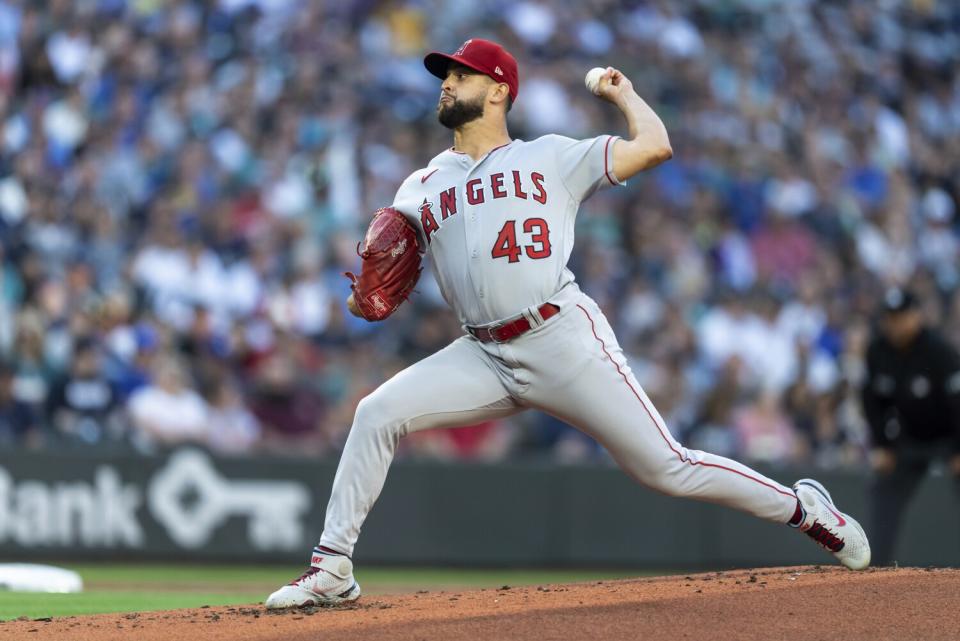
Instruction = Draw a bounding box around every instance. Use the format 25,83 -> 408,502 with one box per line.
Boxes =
319,288 -> 798,556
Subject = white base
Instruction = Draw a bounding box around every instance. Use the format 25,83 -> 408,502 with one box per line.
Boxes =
0,564 -> 83,593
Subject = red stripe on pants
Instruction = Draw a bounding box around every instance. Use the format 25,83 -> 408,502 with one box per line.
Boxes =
575,304 -> 796,501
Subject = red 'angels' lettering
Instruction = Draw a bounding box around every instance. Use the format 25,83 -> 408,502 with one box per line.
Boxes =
435,170 -> 546,210
420,199 -> 439,243
415,171 -> 549,242
490,173 -> 507,199
439,187 -> 457,220
512,170 -> 528,199
491,218 -> 552,262
466,179 -> 484,205
531,172 -> 547,204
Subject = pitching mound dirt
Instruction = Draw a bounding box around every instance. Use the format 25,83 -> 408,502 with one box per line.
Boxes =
2,566 -> 958,641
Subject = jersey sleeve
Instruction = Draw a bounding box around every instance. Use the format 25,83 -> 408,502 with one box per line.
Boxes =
389,173 -> 429,254
389,173 -> 416,209
550,134 -> 624,202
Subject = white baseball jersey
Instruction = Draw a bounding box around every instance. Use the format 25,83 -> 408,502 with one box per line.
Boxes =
391,135 -> 623,325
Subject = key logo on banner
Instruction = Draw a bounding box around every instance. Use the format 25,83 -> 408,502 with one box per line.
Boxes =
148,449 -> 310,550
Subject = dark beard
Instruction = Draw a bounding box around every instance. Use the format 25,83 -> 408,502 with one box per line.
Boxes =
438,97 -> 484,129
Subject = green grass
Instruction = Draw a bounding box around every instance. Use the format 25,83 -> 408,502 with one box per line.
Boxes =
59,563 -> 297,587
68,564 -> 638,587
0,590 -> 266,620
0,564 -> 645,621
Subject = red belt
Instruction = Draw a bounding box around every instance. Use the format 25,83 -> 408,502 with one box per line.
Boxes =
467,303 -> 560,344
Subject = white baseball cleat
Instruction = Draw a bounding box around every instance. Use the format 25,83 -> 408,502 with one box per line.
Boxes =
265,547 -> 361,609
793,478 -> 871,570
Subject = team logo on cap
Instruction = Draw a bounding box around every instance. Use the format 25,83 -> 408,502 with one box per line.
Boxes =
454,39 -> 473,56
494,66 -> 503,75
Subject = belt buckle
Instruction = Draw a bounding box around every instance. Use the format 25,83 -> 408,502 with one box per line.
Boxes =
488,325 -> 507,344
468,325 -> 501,344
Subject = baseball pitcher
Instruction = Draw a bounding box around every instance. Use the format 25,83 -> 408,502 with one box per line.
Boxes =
266,38 -> 870,609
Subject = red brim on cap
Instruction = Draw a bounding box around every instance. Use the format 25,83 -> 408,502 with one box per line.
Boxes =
423,52 -> 485,80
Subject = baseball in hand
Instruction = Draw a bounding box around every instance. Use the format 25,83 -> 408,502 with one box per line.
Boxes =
585,67 -> 607,95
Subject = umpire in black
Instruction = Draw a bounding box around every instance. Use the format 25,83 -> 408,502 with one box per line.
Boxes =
862,287 -> 960,566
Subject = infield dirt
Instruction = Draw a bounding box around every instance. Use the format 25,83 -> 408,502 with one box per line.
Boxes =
2,565 -> 957,641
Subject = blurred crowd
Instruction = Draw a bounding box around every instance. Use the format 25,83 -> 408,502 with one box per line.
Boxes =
0,0 -> 957,469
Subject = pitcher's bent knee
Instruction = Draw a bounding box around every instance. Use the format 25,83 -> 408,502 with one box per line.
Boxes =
351,391 -> 407,442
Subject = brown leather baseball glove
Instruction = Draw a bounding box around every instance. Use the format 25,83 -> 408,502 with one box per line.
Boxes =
344,207 -> 422,321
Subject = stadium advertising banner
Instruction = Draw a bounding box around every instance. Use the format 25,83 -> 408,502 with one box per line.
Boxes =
0,449 -> 956,566
0,449 -> 320,561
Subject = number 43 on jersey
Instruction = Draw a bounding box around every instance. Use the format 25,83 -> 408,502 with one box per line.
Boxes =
491,218 -> 552,263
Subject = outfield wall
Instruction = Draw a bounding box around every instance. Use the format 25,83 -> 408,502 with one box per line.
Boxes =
0,448 -> 957,568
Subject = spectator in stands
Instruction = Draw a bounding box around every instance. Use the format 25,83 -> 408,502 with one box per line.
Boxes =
405,420 -> 513,462
47,338 -> 120,446
733,390 -> 802,465
8,310 -> 52,424
127,354 -> 209,451
205,375 -> 261,456
0,245 -> 23,354
0,361 -> 40,447
687,357 -> 744,459
0,0 -> 956,471
248,346 -> 328,455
